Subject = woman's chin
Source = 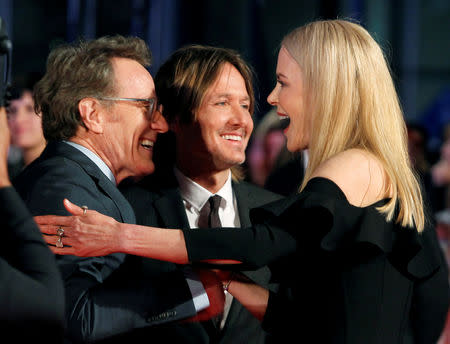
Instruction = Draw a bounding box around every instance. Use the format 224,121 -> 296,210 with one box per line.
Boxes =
286,137 -> 307,153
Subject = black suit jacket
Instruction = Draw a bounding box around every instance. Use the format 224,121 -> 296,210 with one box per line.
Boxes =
0,186 -> 65,343
14,141 -> 197,343
121,173 -> 283,344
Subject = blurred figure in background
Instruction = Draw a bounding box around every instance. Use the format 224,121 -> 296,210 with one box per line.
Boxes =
435,205 -> 450,344
429,122 -> 450,344
262,125 -> 286,179
406,123 -> 435,208
7,72 -> 46,179
246,108 -> 283,186
408,123 -> 430,180
431,123 -> 450,212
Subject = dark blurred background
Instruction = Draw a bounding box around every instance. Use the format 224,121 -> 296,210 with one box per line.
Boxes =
2,0 -> 450,187
0,0 -> 448,127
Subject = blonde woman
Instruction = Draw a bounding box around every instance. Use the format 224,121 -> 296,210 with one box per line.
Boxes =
36,20 -> 449,343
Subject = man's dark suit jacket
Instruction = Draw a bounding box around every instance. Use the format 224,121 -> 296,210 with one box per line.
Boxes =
14,141 -> 198,343
0,186 -> 65,343
121,172 -> 283,344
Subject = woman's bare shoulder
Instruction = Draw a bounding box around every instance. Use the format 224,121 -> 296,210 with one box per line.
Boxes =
310,149 -> 389,207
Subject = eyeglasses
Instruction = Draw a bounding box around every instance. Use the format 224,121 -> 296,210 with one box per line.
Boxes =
97,97 -> 157,121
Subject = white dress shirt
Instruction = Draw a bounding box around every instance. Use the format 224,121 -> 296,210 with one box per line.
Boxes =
174,167 -> 239,328
64,141 -> 116,184
174,167 -> 241,229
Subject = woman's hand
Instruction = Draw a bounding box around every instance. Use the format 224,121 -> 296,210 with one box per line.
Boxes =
35,199 -> 190,264
34,199 -> 123,256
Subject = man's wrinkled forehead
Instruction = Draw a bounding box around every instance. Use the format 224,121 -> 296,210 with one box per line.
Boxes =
111,57 -> 155,98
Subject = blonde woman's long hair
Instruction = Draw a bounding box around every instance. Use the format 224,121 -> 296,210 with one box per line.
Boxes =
282,19 -> 424,231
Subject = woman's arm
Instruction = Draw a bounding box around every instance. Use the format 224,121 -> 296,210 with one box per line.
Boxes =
223,273 -> 269,321
35,199 -> 295,268
35,199 -> 191,263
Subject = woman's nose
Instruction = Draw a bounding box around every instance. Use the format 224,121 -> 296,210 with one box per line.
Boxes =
267,85 -> 279,106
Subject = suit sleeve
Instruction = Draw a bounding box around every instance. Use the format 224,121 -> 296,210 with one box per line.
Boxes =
0,186 -> 65,340
20,162 -> 197,343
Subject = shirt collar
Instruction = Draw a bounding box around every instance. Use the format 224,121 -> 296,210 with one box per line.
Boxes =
174,167 -> 233,212
64,141 -> 116,184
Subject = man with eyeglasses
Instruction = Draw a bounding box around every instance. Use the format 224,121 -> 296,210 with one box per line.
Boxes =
14,35 -> 210,343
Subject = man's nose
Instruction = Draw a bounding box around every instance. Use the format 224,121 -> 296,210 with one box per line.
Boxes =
230,104 -> 252,125
150,110 -> 169,133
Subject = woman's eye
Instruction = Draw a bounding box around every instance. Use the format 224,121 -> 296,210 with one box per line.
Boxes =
6,108 -> 16,118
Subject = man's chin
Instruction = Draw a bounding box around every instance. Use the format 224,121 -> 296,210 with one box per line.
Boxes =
216,156 -> 245,170
134,164 -> 155,179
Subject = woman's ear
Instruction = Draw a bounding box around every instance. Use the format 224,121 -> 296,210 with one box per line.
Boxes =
78,98 -> 104,134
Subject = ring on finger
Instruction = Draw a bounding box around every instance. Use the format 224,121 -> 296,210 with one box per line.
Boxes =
56,236 -> 64,248
56,227 -> 64,237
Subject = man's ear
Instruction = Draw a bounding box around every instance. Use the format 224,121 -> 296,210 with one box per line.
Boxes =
78,98 -> 104,134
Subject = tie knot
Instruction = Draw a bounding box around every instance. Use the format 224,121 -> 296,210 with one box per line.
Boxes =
208,195 -> 222,211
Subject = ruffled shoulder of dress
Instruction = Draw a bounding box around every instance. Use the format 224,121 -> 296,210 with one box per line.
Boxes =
250,177 -> 441,280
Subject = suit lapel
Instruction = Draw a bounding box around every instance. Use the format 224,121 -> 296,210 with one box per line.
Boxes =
232,181 -> 252,227
96,178 -> 136,224
153,187 -> 190,229
46,141 -> 135,224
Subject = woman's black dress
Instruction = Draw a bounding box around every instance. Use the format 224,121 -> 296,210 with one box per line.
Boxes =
183,177 -> 449,343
